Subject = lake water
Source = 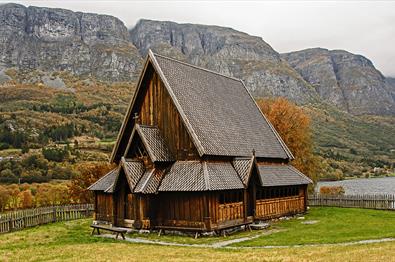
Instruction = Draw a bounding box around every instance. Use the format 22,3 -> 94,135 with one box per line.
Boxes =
316,177 -> 395,195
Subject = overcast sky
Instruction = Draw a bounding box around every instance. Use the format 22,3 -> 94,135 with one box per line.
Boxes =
10,0 -> 395,76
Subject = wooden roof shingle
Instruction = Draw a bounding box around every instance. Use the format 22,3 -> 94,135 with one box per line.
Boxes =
136,124 -> 175,162
158,161 -> 244,192
121,158 -> 145,191
111,51 -> 293,162
257,164 -> 312,187
87,168 -> 119,193
152,53 -> 293,159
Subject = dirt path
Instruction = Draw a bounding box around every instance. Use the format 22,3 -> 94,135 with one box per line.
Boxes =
96,233 -> 395,249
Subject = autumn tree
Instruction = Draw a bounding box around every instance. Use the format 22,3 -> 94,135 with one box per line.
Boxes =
19,189 -> 33,209
256,97 -> 320,184
8,184 -> 20,210
68,162 -> 114,203
0,186 -> 11,211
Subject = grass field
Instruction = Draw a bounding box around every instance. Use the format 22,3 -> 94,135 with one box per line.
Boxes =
234,207 -> 395,246
0,207 -> 395,261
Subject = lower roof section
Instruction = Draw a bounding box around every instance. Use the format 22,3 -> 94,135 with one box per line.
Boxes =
257,164 -> 312,187
158,161 -> 244,192
87,168 -> 119,193
88,159 -> 312,194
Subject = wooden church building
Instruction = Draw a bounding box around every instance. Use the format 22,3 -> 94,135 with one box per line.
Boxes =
88,51 -> 312,232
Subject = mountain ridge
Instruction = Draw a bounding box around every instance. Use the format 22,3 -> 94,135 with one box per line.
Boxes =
0,4 -> 393,115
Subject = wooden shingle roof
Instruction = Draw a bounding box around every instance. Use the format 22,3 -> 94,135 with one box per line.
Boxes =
87,168 -> 119,193
111,51 -> 293,162
158,161 -> 244,192
257,164 -> 312,187
121,158 -> 145,191
136,124 -> 175,162
152,53 -> 293,159
134,169 -> 164,194
232,157 -> 254,186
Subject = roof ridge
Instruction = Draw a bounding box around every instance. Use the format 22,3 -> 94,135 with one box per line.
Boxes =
202,161 -> 210,191
152,52 -> 243,83
139,169 -> 155,193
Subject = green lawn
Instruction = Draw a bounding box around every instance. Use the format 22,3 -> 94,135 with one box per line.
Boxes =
234,207 -> 395,247
1,207 -> 395,261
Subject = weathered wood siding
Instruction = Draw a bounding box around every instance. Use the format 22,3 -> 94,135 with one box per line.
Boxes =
308,194 -> 395,210
255,186 -> 306,219
0,204 -> 93,234
139,71 -> 198,160
95,193 -> 113,222
156,192 -> 206,229
210,191 -> 252,229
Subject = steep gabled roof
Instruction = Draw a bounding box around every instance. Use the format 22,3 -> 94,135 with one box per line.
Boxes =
111,51 -> 293,162
257,164 -> 312,187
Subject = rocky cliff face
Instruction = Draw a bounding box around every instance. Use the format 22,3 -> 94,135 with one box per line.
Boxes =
282,48 -> 395,115
0,4 -> 393,115
130,19 -> 317,103
0,3 -> 141,81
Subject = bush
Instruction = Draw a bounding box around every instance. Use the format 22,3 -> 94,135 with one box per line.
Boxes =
320,186 -> 345,195
42,147 -> 69,162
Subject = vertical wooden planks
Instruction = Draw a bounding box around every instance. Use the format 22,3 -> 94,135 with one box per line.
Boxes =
0,204 -> 94,234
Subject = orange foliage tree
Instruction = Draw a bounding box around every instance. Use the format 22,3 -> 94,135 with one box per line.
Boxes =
320,186 -> 345,195
68,162 -> 115,204
0,186 -> 11,211
256,97 -> 319,184
19,189 -> 33,209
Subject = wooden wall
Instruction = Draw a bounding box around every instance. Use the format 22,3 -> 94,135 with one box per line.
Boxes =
138,71 -> 198,160
94,192 -> 113,222
156,192 -> 206,229
255,185 -> 306,220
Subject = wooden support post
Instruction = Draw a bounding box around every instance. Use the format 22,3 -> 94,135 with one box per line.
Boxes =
243,189 -> 248,222
203,194 -> 211,231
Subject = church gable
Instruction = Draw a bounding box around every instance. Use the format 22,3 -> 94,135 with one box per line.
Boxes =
137,70 -> 199,160
112,51 -> 293,162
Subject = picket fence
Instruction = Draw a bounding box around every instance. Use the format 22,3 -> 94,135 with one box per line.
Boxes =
308,194 -> 395,210
0,204 -> 94,234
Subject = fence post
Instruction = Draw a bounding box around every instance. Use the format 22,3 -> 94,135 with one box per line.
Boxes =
52,206 -> 57,223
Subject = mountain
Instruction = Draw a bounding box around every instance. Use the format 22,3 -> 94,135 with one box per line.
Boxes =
282,48 -> 395,115
0,4 -> 393,181
0,4 -> 393,116
130,19 -> 317,104
0,3 -> 141,82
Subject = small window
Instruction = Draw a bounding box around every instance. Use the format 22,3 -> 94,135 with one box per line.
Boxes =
219,191 -> 243,204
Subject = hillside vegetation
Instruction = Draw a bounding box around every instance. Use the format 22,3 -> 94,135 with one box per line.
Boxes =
0,81 -> 394,184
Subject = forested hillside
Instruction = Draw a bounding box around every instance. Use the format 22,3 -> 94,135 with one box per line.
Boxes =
0,3 -> 393,188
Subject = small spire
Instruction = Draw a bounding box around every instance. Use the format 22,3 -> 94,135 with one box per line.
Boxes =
133,112 -> 140,124
252,149 -> 256,157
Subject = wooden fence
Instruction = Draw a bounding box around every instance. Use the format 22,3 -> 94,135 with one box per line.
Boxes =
0,204 -> 94,234
308,194 -> 395,210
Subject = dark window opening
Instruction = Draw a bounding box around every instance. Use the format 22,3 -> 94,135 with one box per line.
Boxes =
256,186 -> 300,200
219,191 -> 243,204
